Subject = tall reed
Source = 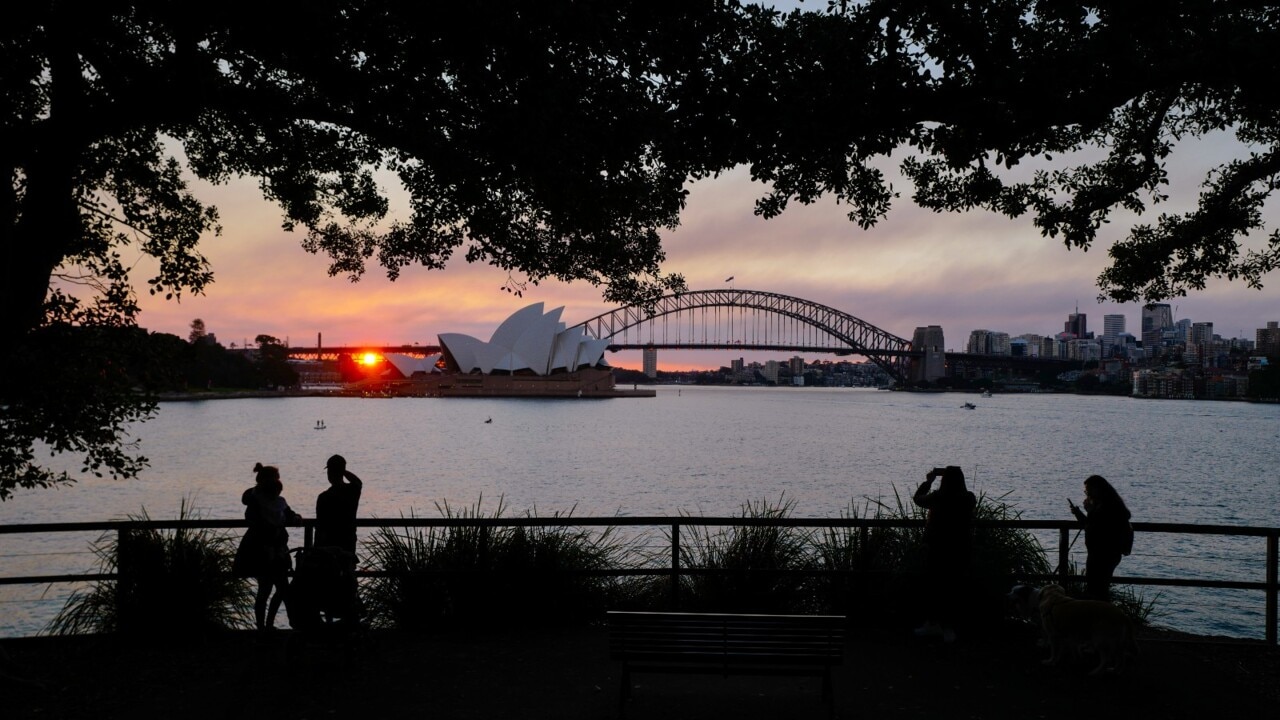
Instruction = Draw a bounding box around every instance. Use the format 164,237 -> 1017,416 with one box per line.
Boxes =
48,501 -> 252,636
674,495 -> 820,613
359,497 -> 635,630
813,488 -> 1053,626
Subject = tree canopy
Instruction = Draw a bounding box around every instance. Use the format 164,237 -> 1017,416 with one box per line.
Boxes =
5,0 -> 1280,497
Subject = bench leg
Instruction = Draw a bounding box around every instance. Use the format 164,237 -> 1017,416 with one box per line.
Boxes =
618,663 -> 632,718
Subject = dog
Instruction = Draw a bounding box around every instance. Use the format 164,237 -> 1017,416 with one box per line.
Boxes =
1008,583 -> 1138,675
1007,583 -> 1044,625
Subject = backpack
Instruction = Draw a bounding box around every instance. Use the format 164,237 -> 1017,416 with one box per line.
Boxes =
1121,522 -> 1134,556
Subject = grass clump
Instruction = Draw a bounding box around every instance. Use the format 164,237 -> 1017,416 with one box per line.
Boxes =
360,497 -> 633,630
675,495 -> 819,613
813,497 -> 919,621
48,500 -> 252,636
812,488 -> 1054,626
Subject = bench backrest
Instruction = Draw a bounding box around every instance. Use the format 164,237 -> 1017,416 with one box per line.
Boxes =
607,611 -> 846,664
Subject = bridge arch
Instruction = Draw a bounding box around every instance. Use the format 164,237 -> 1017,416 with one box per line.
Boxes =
571,289 -> 914,383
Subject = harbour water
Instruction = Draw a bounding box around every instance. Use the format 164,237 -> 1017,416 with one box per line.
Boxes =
1,387 -> 1276,638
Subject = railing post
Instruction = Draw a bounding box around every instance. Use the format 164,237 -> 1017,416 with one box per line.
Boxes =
670,523 -> 681,610
1267,532 -> 1277,647
1058,527 -> 1070,581
117,527 -> 131,583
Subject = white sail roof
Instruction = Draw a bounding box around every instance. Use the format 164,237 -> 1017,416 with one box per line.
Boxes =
438,303 -> 609,377
383,353 -> 440,377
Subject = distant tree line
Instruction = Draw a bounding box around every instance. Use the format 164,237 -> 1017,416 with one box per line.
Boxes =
139,320 -> 299,393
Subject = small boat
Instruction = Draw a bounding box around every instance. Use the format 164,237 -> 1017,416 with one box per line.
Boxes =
315,420 -> 326,429
962,402 -> 976,410
981,390 -> 992,398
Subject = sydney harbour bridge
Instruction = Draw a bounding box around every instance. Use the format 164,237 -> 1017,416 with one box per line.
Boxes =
572,289 -> 919,383
289,289 -> 1067,385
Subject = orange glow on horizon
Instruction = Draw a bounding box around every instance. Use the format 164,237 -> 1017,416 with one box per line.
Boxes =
359,352 -> 381,366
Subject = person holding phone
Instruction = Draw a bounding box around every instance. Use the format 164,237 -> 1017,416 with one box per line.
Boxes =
1069,475 -> 1133,601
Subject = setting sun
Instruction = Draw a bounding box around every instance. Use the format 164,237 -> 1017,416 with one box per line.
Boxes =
359,352 -> 380,366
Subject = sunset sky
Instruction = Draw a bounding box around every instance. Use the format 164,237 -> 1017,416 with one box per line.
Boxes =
127,132 -> 1277,372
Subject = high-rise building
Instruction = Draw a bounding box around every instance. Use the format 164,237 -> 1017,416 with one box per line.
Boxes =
1064,312 -> 1087,339
789,356 -> 805,376
967,329 -> 992,354
1258,321 -> 1280,357
1102,314 -> 1125,357
763,360 -> 780,383
966,329 -> 1010,355
1190,322 -> 1214,345
1017,333 -> 1044,358
642,347 -> 658,378
1142,303 -> 1174,357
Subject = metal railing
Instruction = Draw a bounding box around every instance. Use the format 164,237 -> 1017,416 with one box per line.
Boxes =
1,517 -> 1276,645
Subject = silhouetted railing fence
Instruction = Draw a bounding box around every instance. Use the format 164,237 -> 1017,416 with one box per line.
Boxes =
1,518 -> 1275,645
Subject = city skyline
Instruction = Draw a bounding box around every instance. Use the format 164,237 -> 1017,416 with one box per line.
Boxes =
120,142 -> 1277,371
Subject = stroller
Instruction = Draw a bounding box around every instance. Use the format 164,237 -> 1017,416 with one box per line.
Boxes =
287,545 -> 362,632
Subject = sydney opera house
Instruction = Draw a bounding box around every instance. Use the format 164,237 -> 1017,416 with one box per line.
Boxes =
364,303 -> 652,398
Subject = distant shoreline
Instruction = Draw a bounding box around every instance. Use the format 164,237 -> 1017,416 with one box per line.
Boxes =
156,388 -> 343,401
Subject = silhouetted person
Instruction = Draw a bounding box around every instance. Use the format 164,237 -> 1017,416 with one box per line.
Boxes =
233,463 -> 301,630
912,465 -> 977,642
315,454 -> 362,561
1069,474 -> 1133,601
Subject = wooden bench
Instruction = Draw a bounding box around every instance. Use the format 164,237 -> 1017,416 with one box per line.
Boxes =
606,611 -> 846,713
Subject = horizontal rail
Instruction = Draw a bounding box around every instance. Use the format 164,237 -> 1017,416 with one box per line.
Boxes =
2,517 -> 1276,644
2,518 -> 1276,534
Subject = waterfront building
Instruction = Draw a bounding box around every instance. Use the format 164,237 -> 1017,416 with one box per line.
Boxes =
382,353 -> 442,378
1132,368 -> 1195,399
438,303 -> 610,376
789,356 -> 805,376
763,360 -> 780,384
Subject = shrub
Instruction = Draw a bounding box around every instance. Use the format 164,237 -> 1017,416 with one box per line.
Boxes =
813,496 -> 920,623
674,496 -> 820,613
48,500 -> 252,636
360,497 -> 634,630
813,488 -> 1053,627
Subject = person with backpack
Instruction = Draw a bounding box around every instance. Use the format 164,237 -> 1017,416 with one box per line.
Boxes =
1069,474 -> 1134,601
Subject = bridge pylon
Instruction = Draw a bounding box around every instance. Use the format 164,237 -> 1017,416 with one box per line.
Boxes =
910,326 -> 947,383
